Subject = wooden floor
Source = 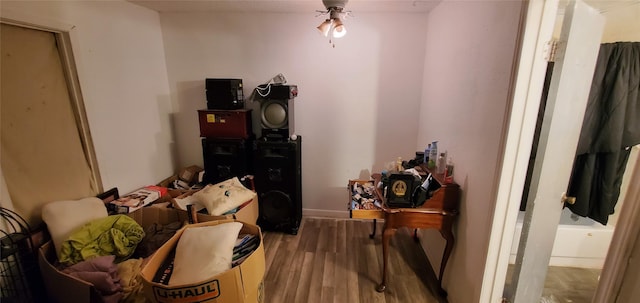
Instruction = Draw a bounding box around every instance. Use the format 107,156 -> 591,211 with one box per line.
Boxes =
262,217 -> 602,303
505,265 -> 601,303
261,217 -> 447,303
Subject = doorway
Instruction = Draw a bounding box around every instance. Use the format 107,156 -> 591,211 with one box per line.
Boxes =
503,1 -> 640,302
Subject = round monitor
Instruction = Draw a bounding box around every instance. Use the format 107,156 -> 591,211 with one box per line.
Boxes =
261,100 -> 288,129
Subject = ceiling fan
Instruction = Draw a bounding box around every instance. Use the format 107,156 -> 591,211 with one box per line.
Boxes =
316,0 -> 351,45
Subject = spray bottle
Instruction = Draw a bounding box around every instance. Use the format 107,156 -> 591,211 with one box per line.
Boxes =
428,141 -> 438,169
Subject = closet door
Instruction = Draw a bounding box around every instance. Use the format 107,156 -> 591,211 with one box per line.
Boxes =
1,23 -> 99,226
507,1 -> 605,301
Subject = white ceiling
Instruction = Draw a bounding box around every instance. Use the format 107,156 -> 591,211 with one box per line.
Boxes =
128,0 -> 639,14
127,0 -> 442,13
559,0 -> 639,13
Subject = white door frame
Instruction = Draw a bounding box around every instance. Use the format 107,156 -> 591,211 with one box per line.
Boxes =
480,0 -> 561,301
482,0 -> 637,302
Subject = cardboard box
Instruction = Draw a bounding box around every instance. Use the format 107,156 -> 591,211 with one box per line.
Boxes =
158,174 -> 179,188
171,190 -> 259,225
108,185 -> 169,214
38,207 -> 247,303
178,165 -> 203,184
140,220 -> 265,303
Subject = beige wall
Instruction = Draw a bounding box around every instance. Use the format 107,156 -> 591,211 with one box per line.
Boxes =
554,2 -> 640,41
600,3 -> 640,43
417,0 -> 524,302
0,1 -> 173,195
159,11 -> 428,213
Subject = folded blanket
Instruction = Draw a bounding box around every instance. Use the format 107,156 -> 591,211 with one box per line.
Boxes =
62,255 -> 123,303
59,215 -> 145,265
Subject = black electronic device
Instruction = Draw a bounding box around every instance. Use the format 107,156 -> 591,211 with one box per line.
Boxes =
263,84 -> 298,100
206,78 -> 244,110
201,137 -> 254,185
411,173 -> 441,207
253,136 -> 302,234
258,85 -> 297,141
386,172 -> 421,208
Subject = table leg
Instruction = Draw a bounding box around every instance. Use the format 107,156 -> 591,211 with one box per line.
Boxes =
369,219 -> 377,239
376,224 -> 396,292
413,228 -> 419,242
437,227 -> 455,297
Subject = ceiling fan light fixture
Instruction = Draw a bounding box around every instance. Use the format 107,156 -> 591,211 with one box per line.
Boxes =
332,18 -> 346,38
317,19 -> 333,37
316,0 -> 350,46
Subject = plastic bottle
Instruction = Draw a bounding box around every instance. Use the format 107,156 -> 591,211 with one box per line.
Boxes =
428,141 -> 438,169
445,156 -> 454,183
436,152 -> 446,174
396,157 -> 403,172
424,143 -> 431,164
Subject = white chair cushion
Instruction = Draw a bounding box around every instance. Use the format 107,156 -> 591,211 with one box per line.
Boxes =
193,177 -> 256,216
41,197 -> 108,259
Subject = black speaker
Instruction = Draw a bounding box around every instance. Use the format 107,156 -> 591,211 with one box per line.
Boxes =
206,78 -> 244,110
254,136 -> 302,234
202,137 -> 253,185
258,84 -> 297,141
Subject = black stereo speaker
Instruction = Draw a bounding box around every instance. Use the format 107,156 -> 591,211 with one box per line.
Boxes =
201,137 -> 253,185
253,136 -> 302,234
259,85 -> 297,140
206,78 -> 244,110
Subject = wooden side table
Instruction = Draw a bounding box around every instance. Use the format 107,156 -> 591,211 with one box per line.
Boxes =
350,167 -> 460,297
375,206 -> 458,296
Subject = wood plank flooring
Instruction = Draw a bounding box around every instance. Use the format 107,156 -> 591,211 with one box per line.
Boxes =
505,264 -> 601,303
262,217 -> 447,303
262,217 -> 602,303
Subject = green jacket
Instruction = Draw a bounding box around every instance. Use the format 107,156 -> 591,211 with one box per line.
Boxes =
59,215 -> 145,265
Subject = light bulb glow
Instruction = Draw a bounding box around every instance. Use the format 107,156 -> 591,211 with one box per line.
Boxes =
332,24 -> 346,38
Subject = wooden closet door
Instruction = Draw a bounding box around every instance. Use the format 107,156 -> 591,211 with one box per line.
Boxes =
1,23 -> 98,226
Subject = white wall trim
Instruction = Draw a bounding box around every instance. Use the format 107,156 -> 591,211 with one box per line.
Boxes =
302,208 -> 350,219
480,0 -> 560,302
508,255 -> 606,269
0,8 -> 74,33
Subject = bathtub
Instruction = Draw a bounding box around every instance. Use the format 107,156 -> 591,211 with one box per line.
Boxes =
509,207 -> 615,269
509,146 -> 637,269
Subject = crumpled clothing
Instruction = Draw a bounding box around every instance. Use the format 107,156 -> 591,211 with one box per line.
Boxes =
117,258 -> 146,303
62,255 -> 123,303
133,221 -> 183,258
59,215 -> 145,265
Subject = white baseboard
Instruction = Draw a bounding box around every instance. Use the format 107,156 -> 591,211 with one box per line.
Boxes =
302,208 -> 350,218
509,255 -> 605,269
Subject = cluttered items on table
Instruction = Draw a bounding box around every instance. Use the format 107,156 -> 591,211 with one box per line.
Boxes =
350,181 -> 383,210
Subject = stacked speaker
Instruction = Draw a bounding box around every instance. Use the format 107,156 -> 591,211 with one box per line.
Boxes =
199,79 -> 254,185
254,84 -> 302,235
199,79 -> 302,235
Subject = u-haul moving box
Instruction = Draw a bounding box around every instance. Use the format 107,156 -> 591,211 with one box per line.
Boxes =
38,204 -> 260,303
140,219 -> 265,303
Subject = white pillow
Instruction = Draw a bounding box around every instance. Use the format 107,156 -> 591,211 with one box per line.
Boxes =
169,222 -> 243,286
193,177 -> 256,216
41,197 -> 108,259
